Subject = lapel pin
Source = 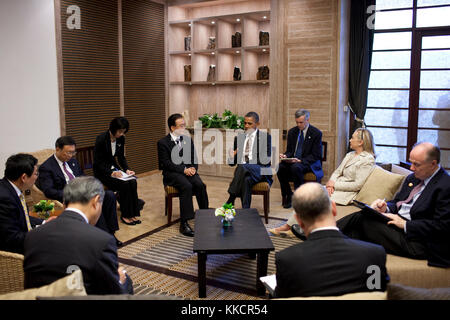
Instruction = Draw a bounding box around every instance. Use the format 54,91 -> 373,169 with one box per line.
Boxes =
408,183 -> 413,187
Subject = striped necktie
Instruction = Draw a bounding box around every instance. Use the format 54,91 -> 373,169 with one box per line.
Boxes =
396,180 -> 424,209
19,193 -> 32,231
63,162 -> 75,181
294,130 -> 304,159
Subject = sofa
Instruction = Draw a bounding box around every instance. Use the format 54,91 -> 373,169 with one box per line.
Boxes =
335,163 -> 450,289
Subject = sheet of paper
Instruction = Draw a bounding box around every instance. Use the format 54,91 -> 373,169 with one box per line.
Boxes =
259,274 -> 277,295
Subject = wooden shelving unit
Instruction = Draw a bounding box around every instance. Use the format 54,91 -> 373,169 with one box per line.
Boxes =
168,0 -> 271,177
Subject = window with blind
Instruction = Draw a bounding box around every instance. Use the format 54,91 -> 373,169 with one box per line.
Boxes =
367,0 -> 450,172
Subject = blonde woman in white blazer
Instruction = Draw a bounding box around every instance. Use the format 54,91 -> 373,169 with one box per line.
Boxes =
270,128 -> 376,235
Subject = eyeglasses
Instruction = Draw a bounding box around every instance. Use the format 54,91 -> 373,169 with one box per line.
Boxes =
65,151 -> 77,156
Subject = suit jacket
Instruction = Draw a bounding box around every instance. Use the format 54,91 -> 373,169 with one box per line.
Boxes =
387,167 -> 450,267
329,151 -> 375,205
23,210 -> 132,295
157,134 -> 199,185
228,130 -> 273,184
274,230 -> 389,298
0,178 -> 42,254
228,130 -> 272,167
37,155 -> 84,203
93,131 -> 129,181
284,125 -> 323,181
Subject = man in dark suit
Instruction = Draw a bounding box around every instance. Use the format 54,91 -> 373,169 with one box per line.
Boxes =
0,154 -> 46,254
37,136 -> 122,246
157,113 -> 209,237
24,176 -> 133,295
277,109 -> 323,208
274,182 -> 389,298
226,111 -> 272,208
338,142 -> 450,267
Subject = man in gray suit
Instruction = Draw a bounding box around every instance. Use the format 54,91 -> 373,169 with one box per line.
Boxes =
274,182 -> 389,298
24,176 -> 133,295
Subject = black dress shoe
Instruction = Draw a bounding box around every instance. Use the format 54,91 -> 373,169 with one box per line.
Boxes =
114,236 -> 123,247
179,221 -> 194,237
283,195 -> 292,209
120,217 -> 136,225
226,194 -> 236,206
291,224 -> 307,241
138,199 -> 145,211
133,219 -> 142,224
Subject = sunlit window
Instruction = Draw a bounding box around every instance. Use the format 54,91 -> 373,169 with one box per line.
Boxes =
366,0 -> 450,172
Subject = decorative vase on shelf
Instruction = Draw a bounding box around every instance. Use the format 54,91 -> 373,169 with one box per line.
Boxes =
207,36 -> 216,50
184,64 -> 191,82
207,64 -> 216,82
259,31 -> 269,46
184,36 -> 191,51
232,32 -> 241,48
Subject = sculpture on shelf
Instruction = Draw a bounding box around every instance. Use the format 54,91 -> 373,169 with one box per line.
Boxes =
257,65 -> 269,80
184,36 -> 191,51
232,32 -> 241,48
207,64 -> 216,82
184,65 -> 191,82
233,66 -> 241,81
207,36 -> 216,50
259,31 -> 269,46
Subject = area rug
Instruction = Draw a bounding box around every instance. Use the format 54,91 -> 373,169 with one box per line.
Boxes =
118,216 -> 298,300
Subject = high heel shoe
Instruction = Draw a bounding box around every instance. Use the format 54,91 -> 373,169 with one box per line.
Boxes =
121,217 -> 136,225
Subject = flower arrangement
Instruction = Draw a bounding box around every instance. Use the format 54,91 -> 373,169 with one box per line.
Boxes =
214,202 -> 236,227
33,200 -> 55,219
199,109 -> 244,130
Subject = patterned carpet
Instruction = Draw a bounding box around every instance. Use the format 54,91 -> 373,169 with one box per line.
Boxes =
117,216 -> 298,300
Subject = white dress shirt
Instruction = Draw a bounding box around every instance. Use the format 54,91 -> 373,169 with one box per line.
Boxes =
310,226 -> 339,234
242,129 -> 258,163
397,166 -> 441,225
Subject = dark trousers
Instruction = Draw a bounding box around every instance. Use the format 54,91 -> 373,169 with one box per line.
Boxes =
165,172 -> 209,222
95,190 -> 119,234
98,176 -> 140,219
337,211 -> 427,259
277,161 -> 311,197
228,165 -> 261,208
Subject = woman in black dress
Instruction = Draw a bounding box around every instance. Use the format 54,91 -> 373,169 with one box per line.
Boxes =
93,117 -> 143,225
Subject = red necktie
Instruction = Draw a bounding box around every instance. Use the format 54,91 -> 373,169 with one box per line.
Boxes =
63,162 -> 75,181
396,180 -> 424,209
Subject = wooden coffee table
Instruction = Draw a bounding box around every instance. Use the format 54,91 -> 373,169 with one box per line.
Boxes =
193,208 -> 274,298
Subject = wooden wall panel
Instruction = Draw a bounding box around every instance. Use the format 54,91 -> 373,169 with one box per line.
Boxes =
283,0 -> 340,181
122,0 -> 166,173
60,0 -> 120,147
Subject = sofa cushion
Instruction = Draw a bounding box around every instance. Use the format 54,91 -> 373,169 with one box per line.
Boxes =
0,269 -> 86,300
387,283 -> 450,300
386,254 -> 450,289
354,166 -> 406,204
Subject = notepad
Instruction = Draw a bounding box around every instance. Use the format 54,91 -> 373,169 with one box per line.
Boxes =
113,170 -> 137,181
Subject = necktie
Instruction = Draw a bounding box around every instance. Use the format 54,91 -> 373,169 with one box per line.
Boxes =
63,162 -> 75,181
396,180 -> 424,209
294,130 -> 304,159
244,134 -> 253,163
19,193 -> 32,231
